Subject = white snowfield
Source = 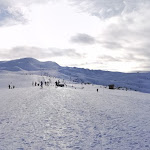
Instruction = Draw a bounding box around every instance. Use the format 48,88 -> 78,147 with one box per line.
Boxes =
0,73 -> 150,150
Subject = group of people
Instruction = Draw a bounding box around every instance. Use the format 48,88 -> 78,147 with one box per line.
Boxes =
32,81 -> 43,88
32,81 -> 51,88
8,84 -> 15,89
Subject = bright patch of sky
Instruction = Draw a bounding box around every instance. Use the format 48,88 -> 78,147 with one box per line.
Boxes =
0,0 -> 150,72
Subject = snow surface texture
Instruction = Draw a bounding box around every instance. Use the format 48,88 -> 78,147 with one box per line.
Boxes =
0,73 -> 150,150
0,58 -> 150,93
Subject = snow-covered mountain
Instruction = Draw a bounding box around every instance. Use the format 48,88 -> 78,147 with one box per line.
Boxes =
0,58 -> 60,71
1,59 -> 149,149
0,57 -> 150,93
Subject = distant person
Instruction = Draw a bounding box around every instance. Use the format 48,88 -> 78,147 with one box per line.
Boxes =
97,89 -> 98,92
8,85 -> 11,89
55,81 -> 58,86
35,82 -> 37,86
13,86 -> 15,89
41,81 -> 43,88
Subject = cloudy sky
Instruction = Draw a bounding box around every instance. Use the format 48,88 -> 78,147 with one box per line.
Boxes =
0,0 -> 150,72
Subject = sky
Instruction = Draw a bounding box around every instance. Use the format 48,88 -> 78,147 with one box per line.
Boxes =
0,0 -> 150,72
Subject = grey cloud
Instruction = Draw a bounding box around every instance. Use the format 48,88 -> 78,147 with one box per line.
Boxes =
123,54 -> 147,62
70,33 -> 97,45
131,42 -> 150,57
100,41 -> 123,50
97,54 -> 150,72
70,1 -> 150,71
48,48 -> 83,58
96,3 -> 150,69
98,55 -> 120,62
131,64 -> 150,72
70,0 -> 150,19
70,0 -> 125,18
0,46 -> 83,60
0,7 -> 26,26
70,33 -> 124,48
0,0 -> 55,26
141,65 -> 150,70
0,0 -> 52,7
98,54 -> 148,63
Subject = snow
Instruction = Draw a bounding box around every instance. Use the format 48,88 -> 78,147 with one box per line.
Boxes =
1,58 -> 150,93
0,73 -> 150,150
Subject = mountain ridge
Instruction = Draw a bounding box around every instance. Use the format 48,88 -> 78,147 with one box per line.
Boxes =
0,57 -> 60,71
0,57 -> 150,93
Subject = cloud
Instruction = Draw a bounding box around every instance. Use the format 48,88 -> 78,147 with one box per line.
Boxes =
48,48 -> 83,58
69,1 -> 150,60
0,0 -> 56,26
0,0 -> 52,8
98,55 -> 120,62
103,5 -> 150,53
98,54 -> 147,63
0,46 -> 83,60
100,41 -> 123,50
70,33 -> 123,49
0,0 -> 150,72
70,0 -> 125,18
0,7 -> 26,26
85,1 -> 150,72
70,33 -> 97,45
70,0 -> 150,19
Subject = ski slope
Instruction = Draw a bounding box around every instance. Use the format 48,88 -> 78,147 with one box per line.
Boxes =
0,73 -> 150,150
1,57 -> 150,93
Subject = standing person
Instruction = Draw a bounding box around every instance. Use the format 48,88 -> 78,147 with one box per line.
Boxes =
55,81 -> 58,87
97,89 -> 98,92
8,85 -> 11,89
10,82 -> 12,89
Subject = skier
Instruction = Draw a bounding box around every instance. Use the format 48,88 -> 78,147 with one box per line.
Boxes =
8,85 -> 11,89
97,89 -> 98,92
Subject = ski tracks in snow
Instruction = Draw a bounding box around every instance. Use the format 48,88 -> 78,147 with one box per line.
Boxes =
0,86 -> 150,150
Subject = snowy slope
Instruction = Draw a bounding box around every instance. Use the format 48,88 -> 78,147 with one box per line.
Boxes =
0,58 -> 150,93
0,73 -> 150,150
0,58 -> 60,71
59,67 -> 150,93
